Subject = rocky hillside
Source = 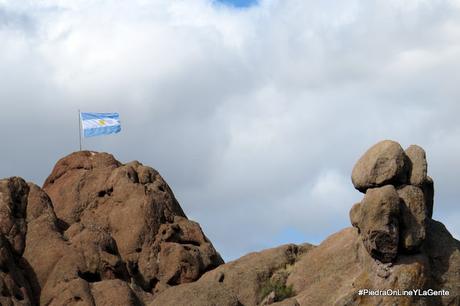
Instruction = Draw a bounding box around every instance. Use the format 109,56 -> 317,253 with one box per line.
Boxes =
0,141 -> 459,305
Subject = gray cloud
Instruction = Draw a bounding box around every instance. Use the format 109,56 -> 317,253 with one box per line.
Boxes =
1,0 -> 460,260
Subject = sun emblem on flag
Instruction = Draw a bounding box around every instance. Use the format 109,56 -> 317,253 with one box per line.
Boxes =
98,119 -> 106,126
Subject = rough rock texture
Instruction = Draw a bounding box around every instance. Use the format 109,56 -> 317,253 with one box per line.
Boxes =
351,140 -> 410,192
398,185 -> 428,252
353,185 -> 400,263
1,151 -> 223,305
151,244 -> 314,306
1,142 -> 459,305
153,221 -> 459,306
146,140 -> 459,306
351,141 -> 435,259
0,177 -> 34,305
0,177 -> 29,256
405,145 -> 428,186
286,223 -> 458,306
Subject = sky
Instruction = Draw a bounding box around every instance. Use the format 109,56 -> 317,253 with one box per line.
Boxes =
215,0 -> 258,8
1,0 -> 460,261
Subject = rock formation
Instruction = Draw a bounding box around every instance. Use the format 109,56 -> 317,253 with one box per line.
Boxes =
147,140 -> 459,306
0,151 -> 223,305
0,141 -> 458,305
350,140 -> 433,260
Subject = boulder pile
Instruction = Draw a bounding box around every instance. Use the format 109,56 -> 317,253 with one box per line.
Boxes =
350,140 -> 434,262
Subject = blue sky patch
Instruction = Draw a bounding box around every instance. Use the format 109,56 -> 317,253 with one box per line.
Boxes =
214,0 -> 258,8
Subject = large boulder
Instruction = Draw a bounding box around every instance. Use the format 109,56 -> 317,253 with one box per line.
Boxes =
352,185 -> 400,263
351,140 -> 410,192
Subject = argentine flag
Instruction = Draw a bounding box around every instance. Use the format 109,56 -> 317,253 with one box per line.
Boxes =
80,112 -> 121,137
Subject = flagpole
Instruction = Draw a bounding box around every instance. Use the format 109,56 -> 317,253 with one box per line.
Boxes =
78,109 -> 82,151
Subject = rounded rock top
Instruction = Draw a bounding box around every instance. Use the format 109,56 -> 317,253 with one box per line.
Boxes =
351,140 -> 410,193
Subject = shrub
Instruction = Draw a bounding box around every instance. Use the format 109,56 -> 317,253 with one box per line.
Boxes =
260,279 -> 295,302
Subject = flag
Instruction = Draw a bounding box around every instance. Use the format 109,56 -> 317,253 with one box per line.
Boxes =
80,112 -> 121,137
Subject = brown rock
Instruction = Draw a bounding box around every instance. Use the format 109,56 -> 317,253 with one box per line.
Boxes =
156,220 -> 459,306
146,217 -> 223,290
39,151 -> 222,301
0,234 -> 34,305
151,281 -> 241,306
405,145 -> 428,186
351,140 -> 410,192
287,224 -> 458,306
151,244 -> 313,306
397,185 -> 428,252
150,141 -> 459,306
25,183 -> 138,305
0,178 -> 34,305
43,151 -> 121,188
24,183 -> 67,302
353,185 -> 400,263
421,220 -> 460,306
349,202 -> 361,229
1,151 -> 225,305
286,229 -> 361,306
91,279 -> 143,306
2,143 -> 458,306
0,177 -> 29,256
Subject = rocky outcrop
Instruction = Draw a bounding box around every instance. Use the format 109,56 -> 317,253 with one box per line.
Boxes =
286,219 -> 459,306
0,142 -> 458,305
0,151 -> 223,305
152,244 -> 313,306
145,140 -> 459,306
290,141 -> 458,305
350,140 -> 434,259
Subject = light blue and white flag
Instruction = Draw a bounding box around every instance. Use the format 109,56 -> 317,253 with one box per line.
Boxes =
80,112 -> 121,137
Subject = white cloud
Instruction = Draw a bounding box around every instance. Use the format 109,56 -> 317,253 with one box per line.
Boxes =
1,0 -> 460,260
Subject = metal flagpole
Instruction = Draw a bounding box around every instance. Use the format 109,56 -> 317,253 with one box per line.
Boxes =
78,109 -> 82,151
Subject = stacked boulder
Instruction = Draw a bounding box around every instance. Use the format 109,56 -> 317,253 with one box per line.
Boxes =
350,140 -> 434,263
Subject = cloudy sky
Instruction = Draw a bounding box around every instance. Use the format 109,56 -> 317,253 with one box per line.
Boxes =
1,0 -> 460,261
